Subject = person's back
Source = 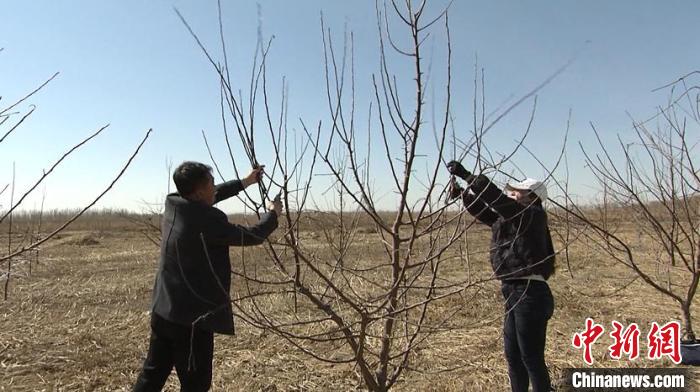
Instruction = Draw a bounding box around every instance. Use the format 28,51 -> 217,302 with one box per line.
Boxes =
488,201 -> 555,280
447,160 -> 555,392
134,161 -> 281,391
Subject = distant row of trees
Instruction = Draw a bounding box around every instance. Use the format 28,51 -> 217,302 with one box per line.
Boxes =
0,47 -> 151,299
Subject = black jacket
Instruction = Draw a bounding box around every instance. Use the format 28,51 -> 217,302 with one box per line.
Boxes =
460,175 -> 555,280
151,180 -> 278,334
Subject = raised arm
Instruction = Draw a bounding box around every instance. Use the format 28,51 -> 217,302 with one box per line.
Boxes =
210,188 -> 282,246
218,211 -> 278,246
467,175 -> 525,220
449,178 -> 498,226
462,191 -> 499,226
214,180 -> 244,203
447,160 -> 525,220
214,166 -> 265,204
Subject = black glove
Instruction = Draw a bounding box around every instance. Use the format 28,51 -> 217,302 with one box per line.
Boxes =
446,160 -> 471,180
447,177 -> 464,200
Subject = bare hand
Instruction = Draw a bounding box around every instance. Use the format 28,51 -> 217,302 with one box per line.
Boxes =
243,165 -> 265,188
268,193 -> 283,215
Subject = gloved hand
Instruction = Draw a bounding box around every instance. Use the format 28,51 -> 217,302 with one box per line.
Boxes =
447,177 -> 464,200
446,160 -> 471,180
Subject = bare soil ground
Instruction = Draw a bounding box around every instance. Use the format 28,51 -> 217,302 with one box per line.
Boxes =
1,219 -> 699,391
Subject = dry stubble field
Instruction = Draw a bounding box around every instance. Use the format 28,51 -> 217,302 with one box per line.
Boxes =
1,214 -> 699,391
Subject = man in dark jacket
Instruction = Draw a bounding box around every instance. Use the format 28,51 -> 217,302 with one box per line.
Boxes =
447,160 -> 555,392
134,161 -> 280,391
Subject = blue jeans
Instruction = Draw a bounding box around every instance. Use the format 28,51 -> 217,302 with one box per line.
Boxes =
501,280 -> 554,392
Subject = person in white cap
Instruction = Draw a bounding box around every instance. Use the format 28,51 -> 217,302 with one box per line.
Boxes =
447,160 -> 555,392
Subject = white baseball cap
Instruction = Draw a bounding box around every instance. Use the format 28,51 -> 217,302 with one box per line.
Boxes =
505,178 -> 548,201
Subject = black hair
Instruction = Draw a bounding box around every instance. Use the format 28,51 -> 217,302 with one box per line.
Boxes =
173,161 -> 213,196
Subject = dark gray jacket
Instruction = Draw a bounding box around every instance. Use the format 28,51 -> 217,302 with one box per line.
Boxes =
151,180 -> 278,334
461,175 -> 555,280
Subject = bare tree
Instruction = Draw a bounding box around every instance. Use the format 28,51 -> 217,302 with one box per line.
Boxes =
176,0 -> 571,389
0,55 -> 152,299
549,73 -> 700,342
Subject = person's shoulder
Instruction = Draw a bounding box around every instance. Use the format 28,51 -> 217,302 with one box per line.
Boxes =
164,194 -> 190,211
522,203 -> 546,217
165,195 -> 224,221
471,174 -> 491,188
531,203 -> 546,212
204,206 -> 228,222
165,192 -> 183,204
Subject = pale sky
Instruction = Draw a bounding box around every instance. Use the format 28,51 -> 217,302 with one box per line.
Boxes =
1,1 -> 699,213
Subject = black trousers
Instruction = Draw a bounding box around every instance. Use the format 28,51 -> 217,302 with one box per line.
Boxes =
501,280 -> 554,392
133,313 -> 214,392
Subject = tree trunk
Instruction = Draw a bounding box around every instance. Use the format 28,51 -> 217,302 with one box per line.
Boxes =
682,302 -> 695,342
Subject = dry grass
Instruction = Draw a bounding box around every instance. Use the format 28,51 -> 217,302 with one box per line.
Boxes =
1,215 -> 700,391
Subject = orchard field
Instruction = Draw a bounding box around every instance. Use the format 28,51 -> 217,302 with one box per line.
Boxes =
1,213 -> 698,391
